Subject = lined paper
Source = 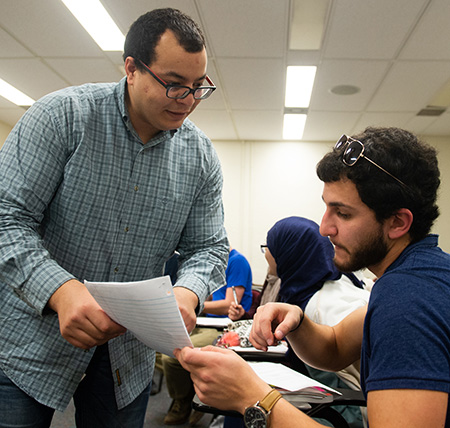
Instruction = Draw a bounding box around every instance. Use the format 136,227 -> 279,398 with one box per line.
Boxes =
85,276 -> 193,357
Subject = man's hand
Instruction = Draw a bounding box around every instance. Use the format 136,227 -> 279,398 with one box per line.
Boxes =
250,302 -> 302,350
48,279 -> 126,349
173,287 -> 199,333
174,346 -> 272,414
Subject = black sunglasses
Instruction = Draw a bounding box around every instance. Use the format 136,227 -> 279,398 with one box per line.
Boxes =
335,134 -> 410,190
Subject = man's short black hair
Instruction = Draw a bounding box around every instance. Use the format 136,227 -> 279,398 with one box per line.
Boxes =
316,127 -> 440,243
123,8 -> 206,70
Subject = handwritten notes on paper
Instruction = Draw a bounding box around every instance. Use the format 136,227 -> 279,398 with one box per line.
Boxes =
85,276 -> 193,357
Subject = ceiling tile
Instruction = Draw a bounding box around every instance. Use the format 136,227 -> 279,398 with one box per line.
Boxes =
232,110 -> 283,141
218,58 -> 285,110
368,61 -> 450,112
310,59 -> 390,111
322,0 -> 428,59
399,0 -> 450,60
45,58 -> 124,86
302,111 -> 361,141
0,0 -> 104,57
0,28 -> 34,58
198,0 -> 289,58
0,59 -> 68,100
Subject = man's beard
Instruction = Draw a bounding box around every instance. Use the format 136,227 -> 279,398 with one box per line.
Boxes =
334,225 -> 388,273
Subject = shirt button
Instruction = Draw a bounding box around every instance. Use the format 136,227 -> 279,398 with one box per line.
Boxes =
134,185 -> 139,191
124,226 -> 129,232
114,267 -> 119,273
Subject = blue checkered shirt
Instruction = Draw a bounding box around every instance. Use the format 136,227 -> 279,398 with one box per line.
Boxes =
0,77 -> 228,411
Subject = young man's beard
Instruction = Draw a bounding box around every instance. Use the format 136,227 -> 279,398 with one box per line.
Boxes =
334,225 -> 388,273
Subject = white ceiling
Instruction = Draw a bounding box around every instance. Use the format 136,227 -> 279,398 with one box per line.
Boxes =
1,0 -> 450,142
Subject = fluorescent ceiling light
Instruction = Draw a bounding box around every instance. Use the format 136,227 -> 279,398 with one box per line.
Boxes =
285,66 -> 317,108
289,0 -> 329,50
283,114 -> 307,140
61,0 -> 125,51
0,78 -> 34,106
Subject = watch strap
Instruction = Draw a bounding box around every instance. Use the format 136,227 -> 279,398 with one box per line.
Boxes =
258,389 -> 282,413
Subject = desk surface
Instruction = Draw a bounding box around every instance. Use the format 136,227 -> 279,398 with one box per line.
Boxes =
193,388 -> 366,418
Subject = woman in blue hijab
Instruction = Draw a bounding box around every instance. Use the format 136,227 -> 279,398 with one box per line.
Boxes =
266,216 -> 344,310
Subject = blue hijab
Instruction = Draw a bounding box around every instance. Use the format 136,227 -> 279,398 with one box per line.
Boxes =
266,216 -> 341,310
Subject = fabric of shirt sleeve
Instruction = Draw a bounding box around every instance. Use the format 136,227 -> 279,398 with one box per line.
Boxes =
0,97 -> 76,314
363,271 -> 450,394
174,133 -> 229,307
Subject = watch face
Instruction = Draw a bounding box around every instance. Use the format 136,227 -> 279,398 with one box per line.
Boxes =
244,406 -> 267,428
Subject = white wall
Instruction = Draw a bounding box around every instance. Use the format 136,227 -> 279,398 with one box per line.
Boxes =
0,121 -> 11,148
2,122 -> 449,284
214,137 -> 450,284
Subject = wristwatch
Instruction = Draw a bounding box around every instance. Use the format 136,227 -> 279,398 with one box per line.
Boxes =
243,389 -> 282,428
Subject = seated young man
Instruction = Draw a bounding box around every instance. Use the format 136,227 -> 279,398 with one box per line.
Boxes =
175,127 -> 450,428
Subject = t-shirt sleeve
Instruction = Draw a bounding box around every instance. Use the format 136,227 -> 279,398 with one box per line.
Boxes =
364,271 -> 450,394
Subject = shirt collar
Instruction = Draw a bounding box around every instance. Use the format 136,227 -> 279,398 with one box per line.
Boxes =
385,234 -> 439,274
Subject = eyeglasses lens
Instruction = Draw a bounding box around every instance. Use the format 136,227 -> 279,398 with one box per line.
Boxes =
167,87 -> 213,100
342,140 -> 363,166
335,135 -> 348,150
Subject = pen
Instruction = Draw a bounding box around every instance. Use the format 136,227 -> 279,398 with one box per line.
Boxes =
232,286 -> 239,305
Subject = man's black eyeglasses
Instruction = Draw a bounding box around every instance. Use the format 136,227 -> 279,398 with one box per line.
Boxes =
260,244 -> 268,254
136,59 -> 216,100
335,134 -> 410,190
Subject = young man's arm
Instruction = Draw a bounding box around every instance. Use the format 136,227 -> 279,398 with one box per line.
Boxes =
367,389 -> 448,427
249,302 -> 365,371
175,344 -> 448,428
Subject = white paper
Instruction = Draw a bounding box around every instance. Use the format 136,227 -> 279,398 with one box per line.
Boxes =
231,343 -> 289,355
248,362 -> 340,394
85,276 -> 193,357
196,316 -> 232,328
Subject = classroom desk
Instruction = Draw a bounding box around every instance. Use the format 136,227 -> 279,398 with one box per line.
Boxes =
193,387 -> 366,428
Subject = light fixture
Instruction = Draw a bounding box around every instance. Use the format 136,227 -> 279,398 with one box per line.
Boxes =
61,0 -> 125,51
289,0 -> 329,50
283,113 -> 307,140
283,66 -> 316,139
0,78 -> 34,106
285,66 -> 317,108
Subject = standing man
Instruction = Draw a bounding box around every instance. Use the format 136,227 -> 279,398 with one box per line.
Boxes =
0,8 -> 228,428
175,127 -> 450,427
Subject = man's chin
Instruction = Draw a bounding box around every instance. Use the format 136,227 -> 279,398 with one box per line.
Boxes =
333,256 -> 353,273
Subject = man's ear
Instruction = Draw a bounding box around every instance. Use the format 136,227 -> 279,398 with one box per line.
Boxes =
387,208 -> 413,240
124,57 -> 137,82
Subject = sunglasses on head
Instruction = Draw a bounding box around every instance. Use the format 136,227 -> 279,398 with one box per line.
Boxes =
334,134 -> 410,190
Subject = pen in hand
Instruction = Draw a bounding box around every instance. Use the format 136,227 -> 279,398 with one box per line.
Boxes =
231,286 -> 239,305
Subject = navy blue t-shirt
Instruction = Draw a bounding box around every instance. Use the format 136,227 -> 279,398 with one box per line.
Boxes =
361,235 -> 450,426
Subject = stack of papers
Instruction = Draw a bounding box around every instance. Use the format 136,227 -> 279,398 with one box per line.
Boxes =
249,362 -> 340,403
196,316 -> 232,328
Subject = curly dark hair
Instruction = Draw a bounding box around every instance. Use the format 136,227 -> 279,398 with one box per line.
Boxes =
123,8 -> 206,71
316,127 -> 440,243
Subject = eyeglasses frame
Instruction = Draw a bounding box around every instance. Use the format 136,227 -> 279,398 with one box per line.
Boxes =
260,244 -> 268,254
136,58 -> 216,100
335,135 -> 410,190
